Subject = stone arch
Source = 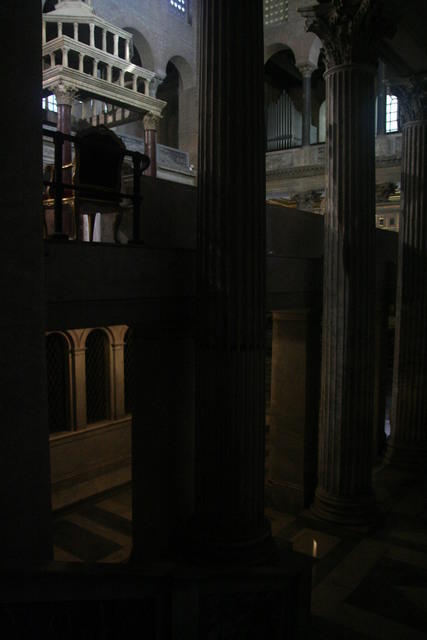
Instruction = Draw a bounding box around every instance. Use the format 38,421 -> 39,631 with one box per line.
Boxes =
42,0 -> 57,12
264,45 -> 303,150
264,42 -> 296,65
45,331 -> 73,432
84,327 -> 112,424
124,27 -> 155,71
164,55 -> 195,91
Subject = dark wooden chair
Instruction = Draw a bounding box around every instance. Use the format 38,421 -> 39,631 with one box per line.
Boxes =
43,125 -> 149,242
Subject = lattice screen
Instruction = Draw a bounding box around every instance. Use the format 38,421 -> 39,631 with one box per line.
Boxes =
46,333 -> 70,433
264,0 -> 288,25
85,330 -> 110,424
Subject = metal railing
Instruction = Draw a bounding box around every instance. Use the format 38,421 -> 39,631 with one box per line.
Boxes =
42,126 -> 148,242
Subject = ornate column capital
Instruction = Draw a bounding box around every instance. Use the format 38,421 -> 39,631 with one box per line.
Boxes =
149,76 -> 163,98
297,63 -> 316,78
52,82 -> 77,106
143,112 -> 161,131
299,1 -> 398,68
392,76 -> 427,125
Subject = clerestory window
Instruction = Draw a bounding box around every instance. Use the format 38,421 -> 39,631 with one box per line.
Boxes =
169,0 -> 186,15
264,0 -> 289,25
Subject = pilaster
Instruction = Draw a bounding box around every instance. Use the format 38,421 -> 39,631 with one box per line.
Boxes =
268,309 -> 321,514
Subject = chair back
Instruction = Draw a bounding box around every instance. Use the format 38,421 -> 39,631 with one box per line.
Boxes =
74,125 -> 126,202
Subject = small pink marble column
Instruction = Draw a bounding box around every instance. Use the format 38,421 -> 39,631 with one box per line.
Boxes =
143,112 -> 160,177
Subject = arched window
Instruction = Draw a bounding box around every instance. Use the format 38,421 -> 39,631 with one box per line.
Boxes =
85,329 -> 110,424
386,95 -> 399,133
264,0 -> 289,25
46,333 -> 71,433
124,327 -> 135,414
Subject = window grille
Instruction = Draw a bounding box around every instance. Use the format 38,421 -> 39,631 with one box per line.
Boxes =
264,0 -> 288,25
169,0 -> 186,15
124,327 -> 135,414
386,95 -> 399,133
46,333 -> 71,433
86,330 -> 110,424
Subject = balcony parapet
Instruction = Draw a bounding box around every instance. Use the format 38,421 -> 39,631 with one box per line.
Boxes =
42,36 -> 164,115
266,133 -> 402,178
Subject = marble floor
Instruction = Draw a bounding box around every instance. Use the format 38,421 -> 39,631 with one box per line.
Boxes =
53,466 -> 427,639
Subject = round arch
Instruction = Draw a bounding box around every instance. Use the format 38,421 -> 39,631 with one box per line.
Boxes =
163,55 -> 195,91
45,331 -> 73,433
264,42 -> 297,65
265,46 -> 303,151
124,27 -> 155,71
85,328 -> 111,424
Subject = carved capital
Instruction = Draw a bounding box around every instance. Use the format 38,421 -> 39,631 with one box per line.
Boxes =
143,112 -> 161,131
297,63 -> 317,79
52,82 -> 77,106
299,1 -> 397,68
149,76 -> 163,98
392,77 -> 427,125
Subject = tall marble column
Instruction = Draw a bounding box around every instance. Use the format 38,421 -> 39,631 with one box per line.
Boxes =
143,112 -> 160,177
53,82 -> 75,174
385,78 -> 427,469
191,0 -> 273,563
300,1 -> 393,525
299,64 -> 315,146
53,83 -> 76,238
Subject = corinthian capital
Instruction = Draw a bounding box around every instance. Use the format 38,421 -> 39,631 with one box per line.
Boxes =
52,82 -> 77,106
392,77 -> 427,125
299,0 -> 398,68
143,112 -> 161,131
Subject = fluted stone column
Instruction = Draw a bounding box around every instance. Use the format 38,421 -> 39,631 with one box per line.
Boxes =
191,0 -> 273,563
143,112 -> 160,177
385,78 -> 427,469
300,1 -> 394,525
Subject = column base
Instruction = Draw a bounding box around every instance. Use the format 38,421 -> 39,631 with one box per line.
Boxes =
185,518 -> 278,567
311,487 -> 377,527
384,441 -> 427,471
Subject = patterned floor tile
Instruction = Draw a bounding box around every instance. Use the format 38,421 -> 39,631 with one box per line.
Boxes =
53,519 -> 121,562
